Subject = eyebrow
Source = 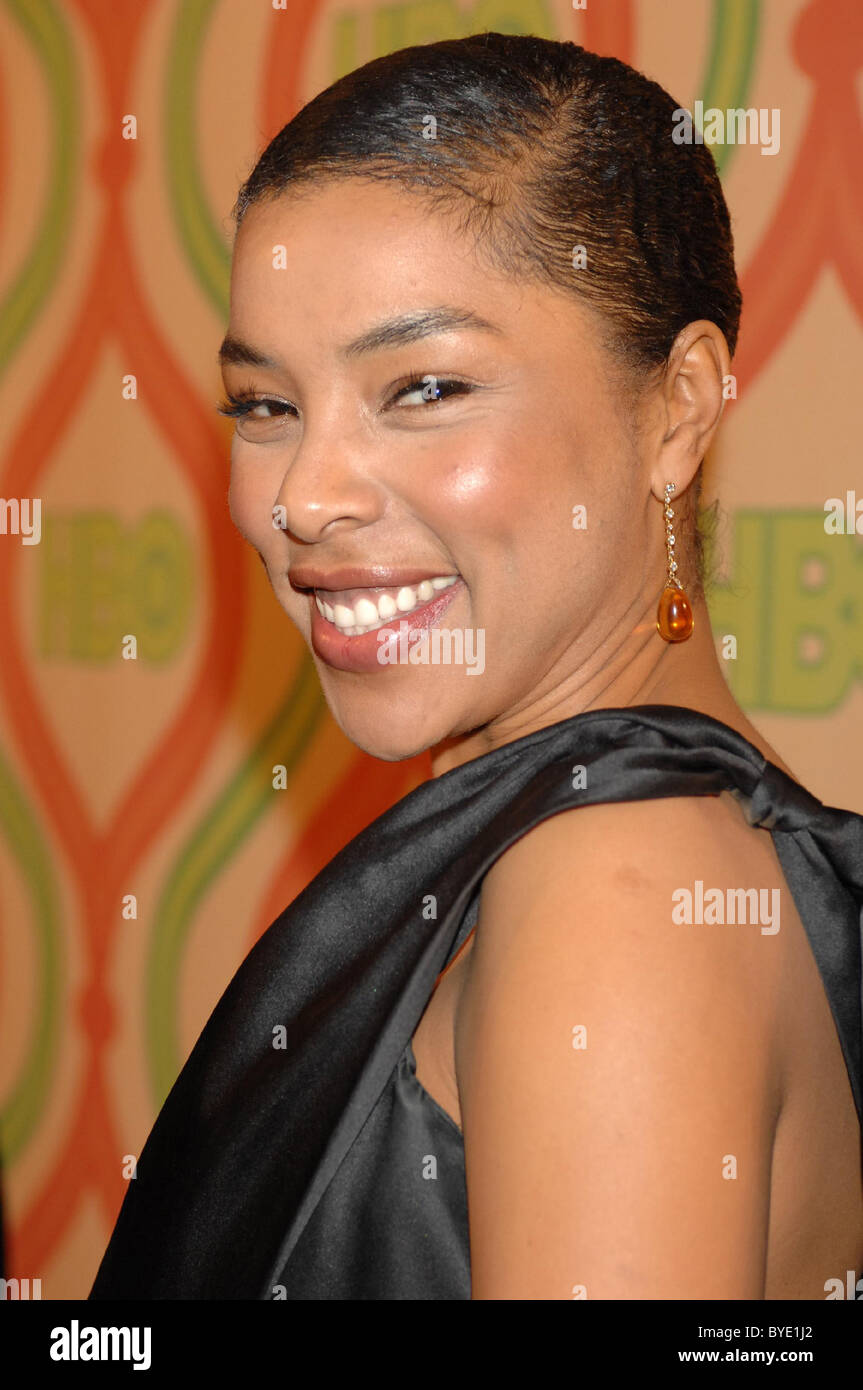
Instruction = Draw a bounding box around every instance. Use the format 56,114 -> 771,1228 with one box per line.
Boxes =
217,306 -> 505,369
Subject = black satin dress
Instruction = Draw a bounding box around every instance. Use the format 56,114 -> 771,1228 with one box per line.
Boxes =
89,706 -> 863,1300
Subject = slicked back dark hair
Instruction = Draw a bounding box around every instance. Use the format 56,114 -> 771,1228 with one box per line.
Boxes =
233,32 -> 742,587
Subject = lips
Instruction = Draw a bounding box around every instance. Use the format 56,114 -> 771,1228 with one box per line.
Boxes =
289,564 -> 454,591
307,577 -> 465,674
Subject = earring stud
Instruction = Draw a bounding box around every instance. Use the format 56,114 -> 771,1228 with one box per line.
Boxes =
656,482 -> 694,642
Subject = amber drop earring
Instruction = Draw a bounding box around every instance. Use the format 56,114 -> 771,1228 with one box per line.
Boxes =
656,482 -> 694,642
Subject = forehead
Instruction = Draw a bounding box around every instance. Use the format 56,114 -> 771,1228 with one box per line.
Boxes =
234,178 -> 477,264
230,179 -> 510,322
226,178 -> 609,382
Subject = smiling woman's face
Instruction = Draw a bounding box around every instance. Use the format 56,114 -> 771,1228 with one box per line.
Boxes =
223,178 -> 660,763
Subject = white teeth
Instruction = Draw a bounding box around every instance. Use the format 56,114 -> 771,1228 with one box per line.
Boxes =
395,587 -> 416,612
354,596 -> 380,626
314,574 -> 459,635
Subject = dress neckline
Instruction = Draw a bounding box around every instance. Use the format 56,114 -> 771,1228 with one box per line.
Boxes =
428,702 -> 791,789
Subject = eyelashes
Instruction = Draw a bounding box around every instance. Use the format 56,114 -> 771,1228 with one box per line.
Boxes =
216,374 -> 475,428
217,394 -> 294,421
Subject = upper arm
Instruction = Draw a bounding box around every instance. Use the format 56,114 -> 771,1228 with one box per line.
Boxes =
456,796 -> 784,1300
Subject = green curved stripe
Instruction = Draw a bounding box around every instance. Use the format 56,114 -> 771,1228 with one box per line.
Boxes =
165,0 -> 231,318
0,0 -> 77,372
702,0 -> 761,175
0,748 -> 62,1161
147,655 -> 327,1103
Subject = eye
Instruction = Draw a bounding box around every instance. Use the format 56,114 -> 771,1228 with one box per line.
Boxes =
216,374 -> 475,442
216,392 -> 296,442
217,393 -> 296,419
390,375 -> 473,408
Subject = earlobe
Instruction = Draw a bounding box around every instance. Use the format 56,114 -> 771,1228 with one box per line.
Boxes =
649,453 -> 700,504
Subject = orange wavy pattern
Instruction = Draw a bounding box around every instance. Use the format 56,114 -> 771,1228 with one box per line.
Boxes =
2,0 -> 244,1271
734,0 -> 863,388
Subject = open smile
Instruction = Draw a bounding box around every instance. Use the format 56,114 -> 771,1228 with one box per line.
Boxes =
313,575 -> 459,637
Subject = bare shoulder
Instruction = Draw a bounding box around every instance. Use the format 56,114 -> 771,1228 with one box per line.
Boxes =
455,793 -> 790,1299
465,792 -> 790,996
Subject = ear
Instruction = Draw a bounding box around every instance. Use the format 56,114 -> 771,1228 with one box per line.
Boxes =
647,320 -> 731,503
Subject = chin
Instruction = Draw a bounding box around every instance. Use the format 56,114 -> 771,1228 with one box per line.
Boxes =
322,693 -> 444,764
336,720 -> 430,763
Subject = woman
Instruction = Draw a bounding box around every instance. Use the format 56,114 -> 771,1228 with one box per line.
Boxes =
90,33 -> 863,1300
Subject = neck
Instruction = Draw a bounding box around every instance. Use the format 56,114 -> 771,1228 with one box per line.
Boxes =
430,592 -> 773,778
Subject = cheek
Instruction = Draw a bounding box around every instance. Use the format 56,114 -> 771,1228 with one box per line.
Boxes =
423,420 -> 630,646
413,432 -> 539,538
228,458 -> 279,550
418,425 -> 592,574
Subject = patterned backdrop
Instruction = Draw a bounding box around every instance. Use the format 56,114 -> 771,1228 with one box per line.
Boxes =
0,0 -> 861,1299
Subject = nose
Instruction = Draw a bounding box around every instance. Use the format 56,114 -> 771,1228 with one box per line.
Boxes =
271,426 -> 385,544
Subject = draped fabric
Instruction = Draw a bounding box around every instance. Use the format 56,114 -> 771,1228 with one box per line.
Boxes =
88,705 -> 863,1300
